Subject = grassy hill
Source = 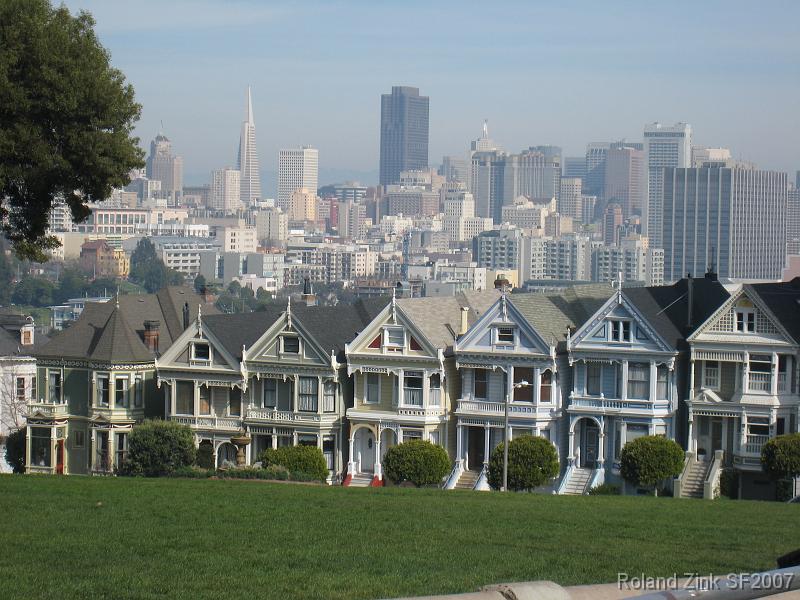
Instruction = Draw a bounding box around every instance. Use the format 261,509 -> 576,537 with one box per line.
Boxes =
0,475 -> 796,599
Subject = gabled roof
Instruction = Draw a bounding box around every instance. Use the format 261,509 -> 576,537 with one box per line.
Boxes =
748,278 -> 800,344
202,306 -> 286,361
0,311 -> 48,357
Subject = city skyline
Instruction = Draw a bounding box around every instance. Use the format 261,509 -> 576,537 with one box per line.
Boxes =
59,0 -> 799,188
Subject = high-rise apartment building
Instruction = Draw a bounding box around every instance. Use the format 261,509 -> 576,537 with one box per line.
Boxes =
254,207 -> 288,245
379,86 -> 429,186
145,133 -> 183,204
604,145 -> 645,218
237,87 -> 262,206
663,166 -> 787,281
278,146 -> 319,213
289,188 -> 318,222
603,203 -> 624,246
210,168 -> 241,213
558,177 -> 583,222
643,122 -> 692,247
787,188 -> 800,256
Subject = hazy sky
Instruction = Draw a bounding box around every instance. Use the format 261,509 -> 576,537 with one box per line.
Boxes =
61,0 -> 800,190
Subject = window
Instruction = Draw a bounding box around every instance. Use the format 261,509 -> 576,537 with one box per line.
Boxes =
323,381 -> 336,412
199,386 -> 211,415
384,326 -> 404,350
496,326 -> 514,344
748,416 -> 770,436
48,371 -> 62,404
513,367 -> 533,402
192,342 -> 210,361
115,377 -> 129,408
282,336 -> 300,354
656,366 -> 669,400
402,429 -> 423,441
263,379 -> 277,408
134,375 -> 144,408
73,430 -> 85,449
176,381 -> 194,415
703,361 -> 720,389
429,373 -> 441,406
474,369 -> 488,399
587,363 -> 601,396
229,388 -> 241,417
31,427 -> 51,467
403,371 -> 423,406
97,375 -> 110,407
626,424 -> 649,445
429,430 -> 440,445
116,433 -> 128,469
299,377 -> 318,412
365,374 -> 380,404
540,370 -> 552,402
31,376 -> 36,402
736,309 -> 755,332
627,363 -> 650,399
16,377 -> 25,402
610,320 -> 631,342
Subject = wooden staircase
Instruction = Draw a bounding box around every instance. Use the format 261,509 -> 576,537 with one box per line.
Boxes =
453,469 -> 480,490
680,460 -> 711,499
561,467 -> 592,495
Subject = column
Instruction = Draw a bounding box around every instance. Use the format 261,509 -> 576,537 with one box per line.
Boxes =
396,371 -> 404,407
687,407 -> 695,453
688,360 -> 695,400
620,360 -> 628,401
483,422 -> 490,465
649,361 -> 657,401
568,420 -> 576,465
620,421 -> 627,462
551,369 -> 559,409
25,424 -> 32,472
317,376 -> 323,415
742,352 -> 750,392
456,422 -> 463,466
771,353 -> 779,395
292,375 -> 299,413
422,370 -> 429,408
374,431 -> 382,479
597,423 -> 605,469
193,381 -> 199,416
107,430 -> 114,472
533,367 -> 541,405
272,431 -> 278,449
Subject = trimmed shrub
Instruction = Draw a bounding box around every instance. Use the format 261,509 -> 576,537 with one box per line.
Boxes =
719,468 -> 739,499
4,429 -> 26,474
488,435 -> 559,491
171,465 -> 214,479
196,442 -> 214,470
120,420 -> 196,477
761,433 -> 800,480
257,445 -> 329,481
620,435 -> 684,494
589,483 -> 621,495
382,439 -> 450,487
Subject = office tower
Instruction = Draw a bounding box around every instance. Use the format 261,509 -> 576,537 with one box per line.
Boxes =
786,188 -> 800,256
210,168 -> 241,213
796,170 -> 800,190
331,182 -> 367,203
663,166 -> 787,281
691,146 -> 731,167
254,207 -> 288,245
469,150 -> 506,222
643,122 -> 692,247
470,120 -> 497,153
603,203 -> 624,246
604,145 -> 645,218
379,86 -> 429,186
289,188 -> 318,222
237,87 -> 262,206
278,146 -> 319,212
439,155 -> 468,184
145,133 -> 183,204
513,147 -> 562,201
580,195 -> 597,226
563,157 -> 587,179
558,177 -> 583,221
584,143 -> 610,199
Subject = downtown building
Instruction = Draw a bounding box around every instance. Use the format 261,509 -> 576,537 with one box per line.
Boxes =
145,133 -> 183,205
662,166 -> 787,282
278,147 -> 319,212
379,86 -> 429,186
237,87 -> 262,206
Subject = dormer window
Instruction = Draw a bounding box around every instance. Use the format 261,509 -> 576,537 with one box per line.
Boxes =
192,342 -> 211,362
736,309 -> 755,333
282,336 -> 300,354
610,320 -> 631,342
384,326 -> 404,351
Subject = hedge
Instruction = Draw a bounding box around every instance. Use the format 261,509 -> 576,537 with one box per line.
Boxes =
619,435 -> 684,494
382,439 -> 450,487
257,445 -> 329,481
4,429 -> 26,474
488,435 -> 559,491
120,420 -> 196,477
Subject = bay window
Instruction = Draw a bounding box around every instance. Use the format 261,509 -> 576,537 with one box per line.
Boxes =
16,377 -> 25,402
229,388 -> 241,417
115,377 -> 129,408
403,371 -> 423,406
703,361 -> 719,389
97,375 -> 110,408
364,374 -> 380,404
513,367 -> 533,402
134,375 -> 144,408
586,363 -> 601,396
31,427 -> 52,467
656,366 -> 669,400
323,381 -> 336,412
429,373 -> 441,406
299,377 -> 318,412
540,370 -> 552,402
263,379 -> 277,408
175,381 -> 194,415
627,363 -> 649,399
48,371 -> 62,404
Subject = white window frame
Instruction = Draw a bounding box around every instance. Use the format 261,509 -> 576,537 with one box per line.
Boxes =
96,374 -> 110,408
281,335 -> 300,355
191,341 -> 211,362
383,326 -> 405,351
134,374 -> 144,408
609,320 -> 631,342
703,360 -> 720,390
262,379 -> 278,409
735,309 -> 755,333
47,369 -> 62,404
494,326 -> 515,346
114,376 -> 130,408
363,373 -> 381,404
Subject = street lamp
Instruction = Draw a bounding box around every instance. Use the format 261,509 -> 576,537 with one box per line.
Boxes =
503,380 -> 530,492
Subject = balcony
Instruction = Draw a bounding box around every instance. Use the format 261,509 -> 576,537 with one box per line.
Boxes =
568,395 -> 669,414
456,399 -> 538,418
747,372 -> 771,393
170,415 -> 243,430
27,403 -> 68,418
245,408 -> 321,423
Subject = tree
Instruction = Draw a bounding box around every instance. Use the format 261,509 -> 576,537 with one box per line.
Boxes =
193,274 -> 206,294
119,419 -> 196,477
761,434 -> 800,480
382,439 -> 451,487
0,0 -> 144,261
11,276 -> 55,307
488,435 -> 559,491
55,267 -> 88,303
256,287 -> 272,301
620,435 -> 684,495
4,428 -> 26,473
227,280 -> 242,297
0,366 -> 30,436
129,238 -> 182,293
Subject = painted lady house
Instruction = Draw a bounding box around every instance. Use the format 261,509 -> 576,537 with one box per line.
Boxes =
27,287 -> 213,474
343,290 -> 498,486
682,278 -> 800,500
156,297 -> 386,478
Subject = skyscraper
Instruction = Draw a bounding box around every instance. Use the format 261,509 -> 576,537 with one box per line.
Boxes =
662,166 -> 787,281
210,168 -> 241,213
237,87 -> 262,206
584,143 -> 610,199
558,177 -> 583,221
643,122 -> 691,247
379,86 -> 429,186
278,147 -> 319,212
604,145 -> 645,218
145,133 -> 183,205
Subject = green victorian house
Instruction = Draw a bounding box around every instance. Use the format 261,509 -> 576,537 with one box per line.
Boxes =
27,287 -> 214,475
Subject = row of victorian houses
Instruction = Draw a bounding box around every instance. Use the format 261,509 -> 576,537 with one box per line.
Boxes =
21,274 -> 800,500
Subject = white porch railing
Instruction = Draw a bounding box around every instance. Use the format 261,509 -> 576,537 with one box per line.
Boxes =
170,415 -> 243,430
556,464 -> 574,495
569,396 -> 667,412
443,461 -> 462,490
743,434 -> 770,455
27,403 -> 68,417
403,388 -> 422,407
245,409 -> 321,423
456,399 -> 537,417
704,450 -> 724,500
397,406 -> 445,417
747,372 -> 771,392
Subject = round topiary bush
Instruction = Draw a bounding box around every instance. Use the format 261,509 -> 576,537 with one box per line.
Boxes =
120,419 -> 196,477
620,435 -> 684,495
4,428 -> 26,474
761,433 -> 800,480
257,445 -> 329,481
382,439 -> 450,487
196,441 -> 214,470
488,434 -> 559,491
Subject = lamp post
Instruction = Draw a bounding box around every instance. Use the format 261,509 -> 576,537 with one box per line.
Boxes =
503,380 -> 530,492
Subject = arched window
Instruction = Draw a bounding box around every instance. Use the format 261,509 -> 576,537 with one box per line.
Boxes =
540,370 -> 552,402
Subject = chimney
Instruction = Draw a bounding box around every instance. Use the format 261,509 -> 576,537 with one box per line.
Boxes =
458,306 -> 469,336
143,320 -> 160,353
686,274 -> 694,329
182,302 -> 190,330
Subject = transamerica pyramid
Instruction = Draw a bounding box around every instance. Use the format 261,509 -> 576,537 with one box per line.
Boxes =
237,86 -> 262,205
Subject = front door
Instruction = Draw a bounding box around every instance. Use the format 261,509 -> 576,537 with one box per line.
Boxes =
357,429 -> 375,473
56,440 -> 64,475
467,427 -> 485,471
711,418 -> 723,453
581,421 -> 599,468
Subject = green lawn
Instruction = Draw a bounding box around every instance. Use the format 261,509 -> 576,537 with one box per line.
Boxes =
0,476 -> 796,600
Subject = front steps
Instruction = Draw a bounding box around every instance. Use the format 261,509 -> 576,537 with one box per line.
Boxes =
561,467 -> 593,495
453,469 -> 481,490
680,460 -> 711,498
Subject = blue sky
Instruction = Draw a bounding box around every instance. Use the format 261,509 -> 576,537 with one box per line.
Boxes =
62,0 -> 800,189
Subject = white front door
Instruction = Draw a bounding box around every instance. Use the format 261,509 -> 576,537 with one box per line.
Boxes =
357,429 -> 375,473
